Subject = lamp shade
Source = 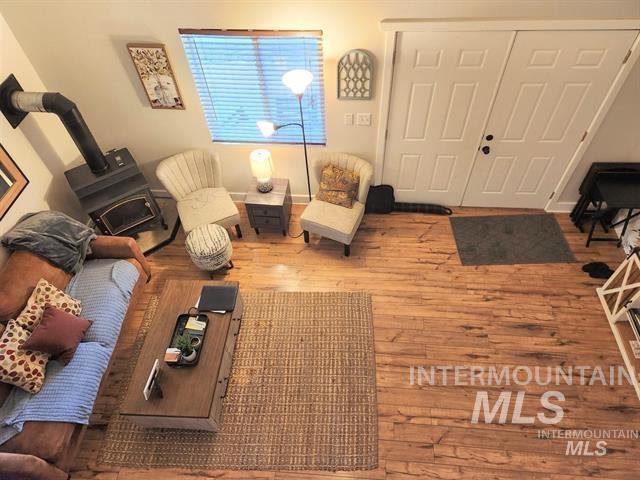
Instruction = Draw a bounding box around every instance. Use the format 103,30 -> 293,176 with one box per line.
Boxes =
282,69 -> 313,95
257,120 -> 276,138
249,149 -> 274,181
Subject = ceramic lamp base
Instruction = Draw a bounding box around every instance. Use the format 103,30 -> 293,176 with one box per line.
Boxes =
257,180 -> 273,193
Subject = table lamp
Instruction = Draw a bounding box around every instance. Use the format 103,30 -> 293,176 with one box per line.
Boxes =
250,149 -> 274,193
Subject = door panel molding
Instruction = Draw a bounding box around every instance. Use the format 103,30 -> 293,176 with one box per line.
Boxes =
382,30 -> 515,204
375,19 -> 640,212
540,82 -> 589,142
502,82 -> 546,141
462,30 -> 637,208
547,31 -> 640,212
440,82 -> 478,140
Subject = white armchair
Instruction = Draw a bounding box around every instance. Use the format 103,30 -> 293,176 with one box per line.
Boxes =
156,150 -> 242,237
300,153 -> 373,256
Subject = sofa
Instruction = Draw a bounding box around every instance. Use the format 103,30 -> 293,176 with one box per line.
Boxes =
0,235 -> 150,480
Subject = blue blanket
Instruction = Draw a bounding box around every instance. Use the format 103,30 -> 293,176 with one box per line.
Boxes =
0,343 -> 112,444
67,258 -> 140,347
1,210 -> 96,274
0,258 -> 140,444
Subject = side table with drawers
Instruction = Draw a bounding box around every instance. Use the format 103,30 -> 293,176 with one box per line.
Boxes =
244,177 -> 292,236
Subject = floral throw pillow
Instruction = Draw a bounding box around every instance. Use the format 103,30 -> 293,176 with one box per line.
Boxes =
0,319 -> 50,394
16,278 -> 82,332
316,164 -> 360,208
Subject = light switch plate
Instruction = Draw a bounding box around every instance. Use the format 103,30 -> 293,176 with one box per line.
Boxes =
356,113 -> 371,126
344,113 -> 354,125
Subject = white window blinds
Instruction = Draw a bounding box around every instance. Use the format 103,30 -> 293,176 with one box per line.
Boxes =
180,30 -> 326,144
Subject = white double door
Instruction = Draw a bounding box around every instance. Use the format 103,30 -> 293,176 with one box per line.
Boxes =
383,29 -> 638,208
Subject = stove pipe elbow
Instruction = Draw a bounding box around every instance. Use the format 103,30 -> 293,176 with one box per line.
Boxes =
10,91 -> 108,174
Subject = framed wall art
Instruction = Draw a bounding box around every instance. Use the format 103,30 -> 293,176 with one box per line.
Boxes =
0,144 -> 28,221
127,43 -> 185,109
338,49 -> 373,99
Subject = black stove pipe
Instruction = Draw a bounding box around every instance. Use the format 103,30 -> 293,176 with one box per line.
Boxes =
9,90 -> 109,174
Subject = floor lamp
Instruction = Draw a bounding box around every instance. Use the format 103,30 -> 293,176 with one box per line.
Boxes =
257,69 -> 313,201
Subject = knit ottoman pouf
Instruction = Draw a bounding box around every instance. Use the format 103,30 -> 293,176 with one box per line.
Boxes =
185,224 -> 233,277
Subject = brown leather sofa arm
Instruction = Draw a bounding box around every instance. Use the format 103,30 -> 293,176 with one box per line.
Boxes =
0,453 -> 68,480
88,236 -> 151,280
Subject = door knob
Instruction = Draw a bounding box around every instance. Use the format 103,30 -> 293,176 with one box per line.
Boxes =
482,146 -> 491,155
486,134 -> 494,141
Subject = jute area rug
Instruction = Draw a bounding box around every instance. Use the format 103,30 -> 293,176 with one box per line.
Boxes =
98,291 -> 378,470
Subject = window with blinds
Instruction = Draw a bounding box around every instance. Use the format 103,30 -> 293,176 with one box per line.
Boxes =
179,29 -> 326,145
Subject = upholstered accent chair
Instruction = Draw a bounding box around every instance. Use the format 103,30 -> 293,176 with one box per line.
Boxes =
156,150 -> 242,237
300,153 -> 373,256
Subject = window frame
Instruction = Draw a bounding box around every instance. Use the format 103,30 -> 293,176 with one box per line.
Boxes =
179,28 -> 326,146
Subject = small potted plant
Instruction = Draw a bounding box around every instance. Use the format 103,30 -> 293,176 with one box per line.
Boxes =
175,332 -> 197,363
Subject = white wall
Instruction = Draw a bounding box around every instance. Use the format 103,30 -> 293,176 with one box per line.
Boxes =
0,12 -> 81,264
1,0 -> 639,203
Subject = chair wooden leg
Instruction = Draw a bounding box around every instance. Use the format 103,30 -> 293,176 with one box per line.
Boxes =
227,260 -> 234,269
303,231 -> 309,243
235,224 -> 242,238
344,244 -> 350,257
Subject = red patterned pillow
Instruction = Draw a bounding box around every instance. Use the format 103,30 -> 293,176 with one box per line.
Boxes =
15,278 -> 81,332
0,319 -> 50,394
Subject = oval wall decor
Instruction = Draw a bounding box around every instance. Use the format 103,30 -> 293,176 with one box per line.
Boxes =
338,49 -> 373,99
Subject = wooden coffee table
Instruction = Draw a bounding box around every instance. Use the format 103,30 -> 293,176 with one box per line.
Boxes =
120,280 -> 243,431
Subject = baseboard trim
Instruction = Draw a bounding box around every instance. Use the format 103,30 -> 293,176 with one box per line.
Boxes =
151,188 -> 310,204
545,201 -> 575,213
151,188 -> 580,211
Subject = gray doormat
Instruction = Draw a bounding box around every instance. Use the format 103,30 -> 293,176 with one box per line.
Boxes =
449,214 -> 576,266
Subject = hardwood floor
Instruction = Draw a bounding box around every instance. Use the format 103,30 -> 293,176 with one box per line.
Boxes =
72,205 -> 640,479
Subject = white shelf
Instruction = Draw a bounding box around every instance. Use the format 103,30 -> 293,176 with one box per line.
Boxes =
597,253 -> 640,401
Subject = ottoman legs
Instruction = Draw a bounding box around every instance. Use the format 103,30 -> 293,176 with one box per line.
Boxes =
208,260 -> 234,279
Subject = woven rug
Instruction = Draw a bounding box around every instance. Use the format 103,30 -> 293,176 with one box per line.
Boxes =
98,291 -> 377,470
450,214 -> 576,266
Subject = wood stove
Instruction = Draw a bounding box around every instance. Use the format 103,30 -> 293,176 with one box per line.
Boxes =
0,74 -> 165,237
64,148 -> 165,236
